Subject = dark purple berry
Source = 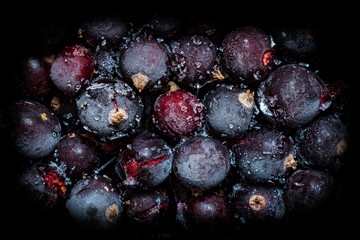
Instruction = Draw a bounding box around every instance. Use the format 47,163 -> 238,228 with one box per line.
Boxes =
232,184 -> 286,225
114,131 -> 173,188
50,45 -> 94,95
120,36 -> 170,92
296,114 -> 348,171
17,163 -> 67,209
153,89 -> 204,139
66,176 -> 123,231
124,188 -> 169,226
78,16 -> 129,48
232,126 -> 296,184
57,133 -> 100,180
284,169 -> 337,216
76,78 -> 143,139
257,64 -> 330,128
222,26 -> 276,84
173,136 -> 230,190
18,56 -> 53,99
183,192 -> 230,228
171,35 -> 220,88
9,100 -> 61,158
204,84 -> 255,139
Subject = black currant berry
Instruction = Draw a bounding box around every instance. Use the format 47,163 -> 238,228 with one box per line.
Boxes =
257,64 -> 330,128
9,100 -> 61,158
232,126 -> 296,184
76,78 -> 143,139
222,26 -> 276,84
173,136 -> 230,190
114,131 -> 173,188
204,84 -> 255,139
66,176 -> 123,232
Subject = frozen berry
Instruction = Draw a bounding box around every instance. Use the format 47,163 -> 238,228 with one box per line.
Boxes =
173,136 -> 230,190
222,26 -> 276,84
18,56 -> 53,99
78,16 -> 129,48
296,114 -> 348,171
120,36 -> 170,92
114,131 -> 173,188
9,100 -> 61,158
17,163 -> 67,209
257,64 -> 330,128
76,78 -> 143,139
284,169 -> 337,216
232,126 -> 296,184
183,192 -> 230,229
154,89 -> 204,139
171,35 -> 220,89
124,188 -> 169,226
66,176 -> 123,231
204,84 -> 255,139
232,184 -> 286,225
50,45 -> 94,95
57,133 -> 100,180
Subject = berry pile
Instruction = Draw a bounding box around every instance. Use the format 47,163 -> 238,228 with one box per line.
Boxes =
3,14 -> 354,238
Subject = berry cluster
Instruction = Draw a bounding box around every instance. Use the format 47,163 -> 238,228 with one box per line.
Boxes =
3,14 -> 353,237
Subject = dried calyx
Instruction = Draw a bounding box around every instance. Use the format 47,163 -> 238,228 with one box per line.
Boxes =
249,194 -> 266,211
109,108 -> 128,124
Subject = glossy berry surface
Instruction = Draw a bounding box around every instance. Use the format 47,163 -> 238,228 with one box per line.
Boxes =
284,169 -> 337,216
257,64 -> 329,128
232,184 -> 286,225
76,78 -> 143,138
222,26 -> 275,84
50,45 -> 94,95
66,176 -> 123,231
171,35 -> 218,88
204,84 -> 255,139
115,131 -> 173,188
173,136 -> 230,190
296,114 -> 348,171
120,36 -> 170,92
18,56 -> 53,99
57,133 -> 100,180
17,163 -> 67,209
9,100 -> 61,158
124,188 -> 169,225
183,192 -> 230,228
154,90 -> 204,139
232,126 -> 296,184
79,16 -> 129,48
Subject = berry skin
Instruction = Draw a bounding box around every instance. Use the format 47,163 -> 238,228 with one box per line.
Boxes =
120,36 -> 170,92
284,169 -> 337,216
57,133 -> 100,180
231,184 -> 286,225
171,35 -> 219,89
114,131 -> 173,188
154,89 -> 204,139
232,126 -> 296,184
204,84 -> 255,139
76,78 -> 143,139
17,163 -> 67,209
66,176 -> 123,232
50,45 -> 94,95
123,188 -> 170,226
183,192 -> 230,229
257,64 -> 330,128
173,136 -> 230,190
9,100 -> 61,158
78,16 -> 129,48
296,114 -> 348,171
222,26 -> 276,84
